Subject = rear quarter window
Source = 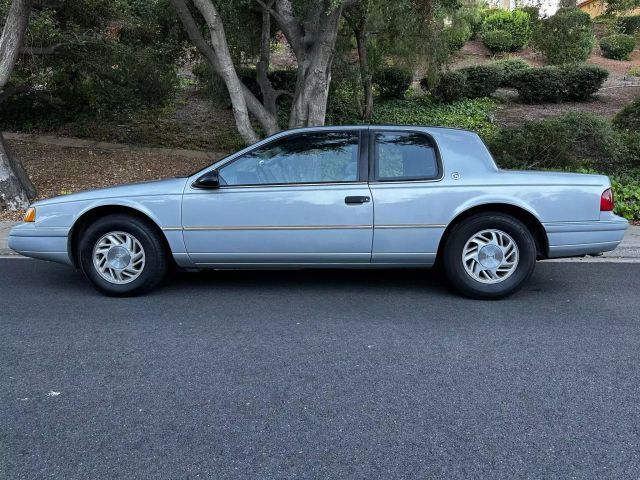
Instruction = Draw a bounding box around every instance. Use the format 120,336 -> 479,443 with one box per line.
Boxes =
374,131 -> 440,181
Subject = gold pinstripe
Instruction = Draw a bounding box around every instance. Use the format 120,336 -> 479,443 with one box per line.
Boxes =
162,224 -> 447,232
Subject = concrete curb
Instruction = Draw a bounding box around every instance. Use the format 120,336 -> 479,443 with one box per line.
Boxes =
3,132 -> 227,162
1,220 -> 639,261
0,221 -> 15,255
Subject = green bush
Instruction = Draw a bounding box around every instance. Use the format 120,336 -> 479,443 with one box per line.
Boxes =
486,112 -> 629,170
611,172 -> 640,221
456,5 -> 484,35
482,30 -> 514,53
619,15 -> 640,34
613,96 -> 640,131
432,71 -> 467,102
444,23 -> 473,51
533,8 -> 595,64
481,9 -> 531,50
519,6 -> 540,24
509,65 -> 608,103
600,34 -> 636,60
194,65 -> 297,104
373,67 -> 413,99
458,65 -> 504,98
489,57 -> 531,86
370,97 -> 497,137
562,64 -> 610,100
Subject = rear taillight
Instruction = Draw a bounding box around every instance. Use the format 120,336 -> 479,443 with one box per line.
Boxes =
600,188 -> 614,211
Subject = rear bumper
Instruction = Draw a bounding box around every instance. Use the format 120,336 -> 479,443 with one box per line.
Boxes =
544,215 -> 629,258
8,223 -> 73,266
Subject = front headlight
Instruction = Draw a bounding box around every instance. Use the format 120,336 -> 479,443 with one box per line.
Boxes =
23,207 -> 36,222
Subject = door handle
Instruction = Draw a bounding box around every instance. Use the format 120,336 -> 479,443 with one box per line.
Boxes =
345,196 -> 370,205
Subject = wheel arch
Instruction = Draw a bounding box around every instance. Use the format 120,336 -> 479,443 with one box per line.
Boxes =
437,203 -> 549,261
68,204 -> 173,268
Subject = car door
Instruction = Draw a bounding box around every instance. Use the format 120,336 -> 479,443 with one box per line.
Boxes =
368,129 -> 445,265
181,129 -> 373,266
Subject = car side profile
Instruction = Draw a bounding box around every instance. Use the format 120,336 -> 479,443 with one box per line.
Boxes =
9,125 -> 629,298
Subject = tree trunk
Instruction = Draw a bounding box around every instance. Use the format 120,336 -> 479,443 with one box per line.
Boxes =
171,0 -> 279,141
0,0 -> 36,209
284,3 -> 343,127
191,0 -> 260,145
0,133 -> 31,210
0,0 -> 31,86
355,29 -> 373,122
256,2 -> 278,117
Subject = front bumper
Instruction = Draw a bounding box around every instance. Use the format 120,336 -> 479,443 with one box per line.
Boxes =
8,223 -> 73,266
544,214 -> 629,258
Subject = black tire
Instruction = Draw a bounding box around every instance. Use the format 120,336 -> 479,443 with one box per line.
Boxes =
78,214 -> 168,296
442,213 -> 536,299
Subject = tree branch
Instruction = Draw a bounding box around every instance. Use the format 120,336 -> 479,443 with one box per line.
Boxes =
270,0 -> 304,57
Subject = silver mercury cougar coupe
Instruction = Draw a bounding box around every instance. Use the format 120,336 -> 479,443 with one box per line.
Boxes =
9,126 -> 629,299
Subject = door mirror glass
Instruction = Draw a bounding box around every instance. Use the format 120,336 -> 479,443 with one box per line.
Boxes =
193,170 -> 220,189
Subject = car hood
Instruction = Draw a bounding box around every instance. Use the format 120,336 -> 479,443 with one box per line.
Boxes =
32,177 -> 189,207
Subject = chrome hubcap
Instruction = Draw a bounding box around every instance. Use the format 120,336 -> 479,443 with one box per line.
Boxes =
462,229 -> 519,284
93,231 -> 145,284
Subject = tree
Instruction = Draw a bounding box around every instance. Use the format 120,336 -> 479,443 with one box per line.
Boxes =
0,0 -> 35,210
0,0 -> 183,211
171,0 -> 356,144
340,0 -> 465,121
343,0 -> 374,121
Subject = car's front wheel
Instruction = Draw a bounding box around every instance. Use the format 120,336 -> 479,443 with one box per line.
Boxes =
78,214 -> 168,296
442,213 -> 537,299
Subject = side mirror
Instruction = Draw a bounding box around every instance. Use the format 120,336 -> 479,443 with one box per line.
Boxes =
193,170 -> 220,189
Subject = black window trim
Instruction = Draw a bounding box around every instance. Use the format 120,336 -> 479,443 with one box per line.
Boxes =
368,128 -> 444,184
208,128 -> 368,189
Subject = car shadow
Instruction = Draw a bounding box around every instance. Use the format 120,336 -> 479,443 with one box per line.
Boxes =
165,267 -> 454,297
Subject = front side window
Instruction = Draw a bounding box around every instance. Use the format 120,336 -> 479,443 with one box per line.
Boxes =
218,132 -> 359,186
375,131 -> 439,181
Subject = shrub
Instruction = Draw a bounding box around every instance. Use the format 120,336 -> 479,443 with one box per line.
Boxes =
611,172 -> 640,221
482,29 -> 513,53
445,23 -> 473,51
619,15 -> 640,35
613,96 -> 640,131
458,65 -> 504,97
509,65 -> 608,103
456,6 -> 484,35
370,97 -> 497,137
562,64 -> 610,100
195,65 -> 297,104
600,34 -> 636,60
373,67 -> 413,99
519,6 -> 540,24
481,9 -> 531,50
432,71 -> 467,102
489,58 -> 531,86
486,112 -> 628,170
533,8 -> 595,64
269,69 -> 297,93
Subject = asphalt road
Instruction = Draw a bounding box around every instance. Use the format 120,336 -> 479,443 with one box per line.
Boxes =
1,259 -> 640,479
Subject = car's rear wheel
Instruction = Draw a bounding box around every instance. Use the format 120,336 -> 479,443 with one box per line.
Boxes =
442,213 -> 536,299
78,214 -> 168,296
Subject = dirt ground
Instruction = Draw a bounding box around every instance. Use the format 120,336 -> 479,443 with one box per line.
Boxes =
55,83 -> 244,153
0,141 -> 218,221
